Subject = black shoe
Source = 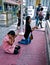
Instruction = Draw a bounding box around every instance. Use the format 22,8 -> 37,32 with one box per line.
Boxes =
14,49 -> 19,54
15,45 -> 21,50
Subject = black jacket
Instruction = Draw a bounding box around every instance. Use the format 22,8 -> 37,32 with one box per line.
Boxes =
24,22 -> 32,39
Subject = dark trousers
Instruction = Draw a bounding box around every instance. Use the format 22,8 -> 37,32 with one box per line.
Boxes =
38,21 -> 42,28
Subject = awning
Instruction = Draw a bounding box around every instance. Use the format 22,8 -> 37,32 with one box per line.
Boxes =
4,0 -> 21,5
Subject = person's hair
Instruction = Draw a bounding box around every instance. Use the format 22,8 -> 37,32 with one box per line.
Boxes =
40,8 -> 43,11
7,30 -> 15,36
26,16 -> 30,24
38,4 -> 41,6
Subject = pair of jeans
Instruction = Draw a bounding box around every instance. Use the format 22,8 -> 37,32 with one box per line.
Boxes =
18,37 -> 31,45
36,16 -> 39,26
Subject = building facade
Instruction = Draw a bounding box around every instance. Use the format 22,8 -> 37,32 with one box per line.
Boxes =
26,0 -> 50,7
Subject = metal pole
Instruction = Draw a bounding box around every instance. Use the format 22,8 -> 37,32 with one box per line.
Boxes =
2,0 -> 4,12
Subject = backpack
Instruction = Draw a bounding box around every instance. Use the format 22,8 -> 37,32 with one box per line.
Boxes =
38,11 -> 43,21
29,32 -> 33,40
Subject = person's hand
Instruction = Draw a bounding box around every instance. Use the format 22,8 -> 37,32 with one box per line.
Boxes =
32,26 -> 38,31
7,39 -> 13,45
14,35 -> 17,38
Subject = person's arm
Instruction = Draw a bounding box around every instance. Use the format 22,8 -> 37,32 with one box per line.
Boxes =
11,35 -> 17,43
7,36 -> 16,45
32,26 -> 38,31
6,39 -> 13,45
15,35 -> 17,38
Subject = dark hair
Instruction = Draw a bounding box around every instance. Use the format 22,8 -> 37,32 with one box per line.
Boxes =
40,8 -> 43,11
7,30 -> 15,36
26,16 -> 30,24
38,4 -> 41,6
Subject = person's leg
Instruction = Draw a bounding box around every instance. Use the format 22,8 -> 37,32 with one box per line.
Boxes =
36,16 -> 38,26
38,23 -> 39,27
40,21 -> 42,28
17,18 -> 21,27
17,21 -> 20,27
21,39 -> 25,41
18,39 -> 27,44
27,37 -> 31,44
22,38 -> 31,44
18,38 -> 30,45
41,22 -> 43,28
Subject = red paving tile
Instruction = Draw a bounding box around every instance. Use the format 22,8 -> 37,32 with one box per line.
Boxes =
0,30 -> 48,65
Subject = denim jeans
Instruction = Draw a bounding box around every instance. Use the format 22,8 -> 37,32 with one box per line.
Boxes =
36,16 -> 39,26
18,37 -> 31,45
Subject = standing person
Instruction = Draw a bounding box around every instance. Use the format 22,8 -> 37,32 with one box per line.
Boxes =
38,7 -> 43,28
45,10 -> 50,20
35,4 -> 42,27
17,10 -> 24,29
25,7 -> 28,16
2,30 -> 20,54
18,16 -> 34,45
17,10 -> 21,28
45,10 -> 50,24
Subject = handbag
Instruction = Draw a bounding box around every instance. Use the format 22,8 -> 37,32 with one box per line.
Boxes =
30,33 -> 33,40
